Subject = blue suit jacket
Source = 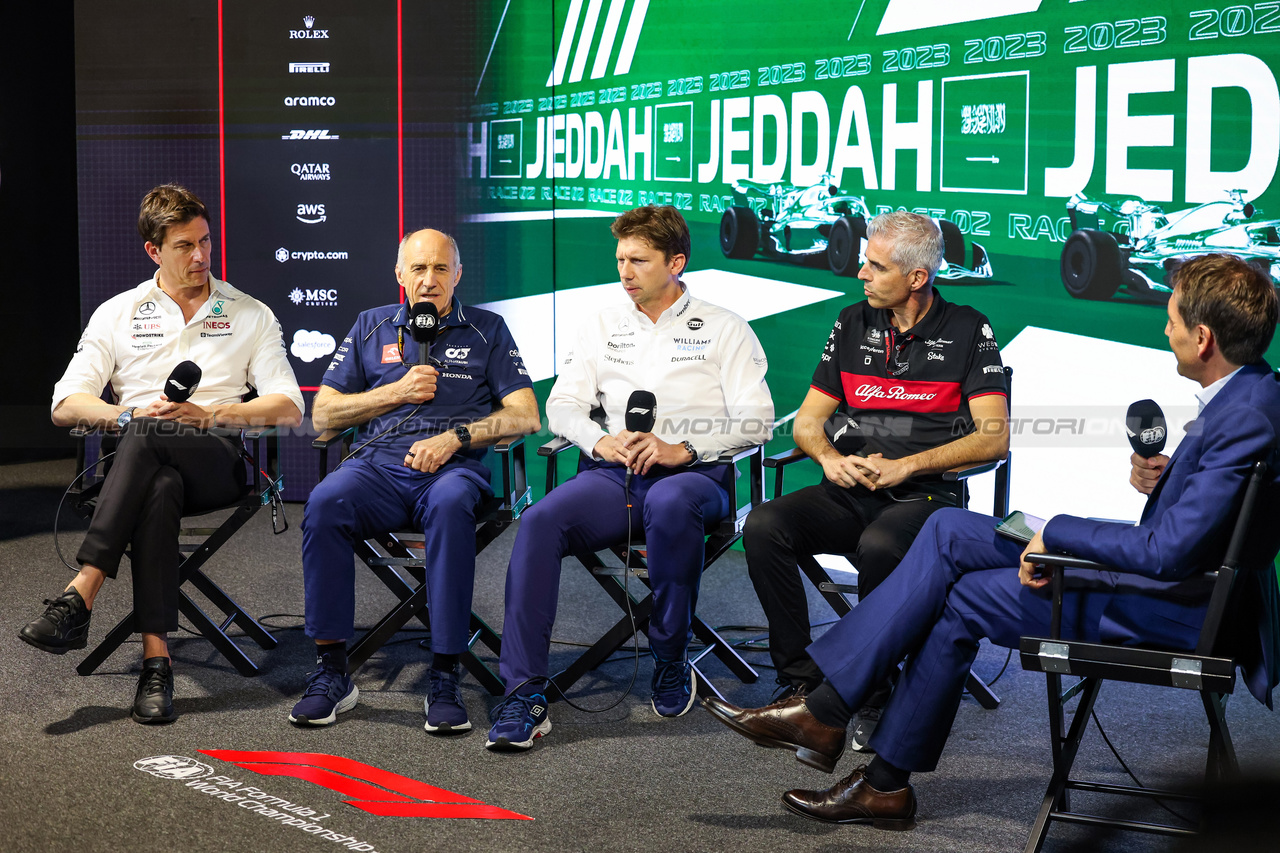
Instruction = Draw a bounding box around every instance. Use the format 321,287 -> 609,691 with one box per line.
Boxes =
1043,362 -> 1280,706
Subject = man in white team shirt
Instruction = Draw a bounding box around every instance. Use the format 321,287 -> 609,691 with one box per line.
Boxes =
486,205 -> 774,750
19,184 -> 303,724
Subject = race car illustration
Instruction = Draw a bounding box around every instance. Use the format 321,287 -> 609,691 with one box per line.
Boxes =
1060,190 -> 1280,300
718,175 -> 993,280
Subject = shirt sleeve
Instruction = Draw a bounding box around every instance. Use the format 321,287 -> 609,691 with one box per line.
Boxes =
485,318 -> 535,401
243,304 -> 304,416
809,311 -> 846,401
547,320 -> 608,457
679,314 -> 774,461
321,318 -> 369,395
960,311 -> 1007,401
51,300 -> 119,412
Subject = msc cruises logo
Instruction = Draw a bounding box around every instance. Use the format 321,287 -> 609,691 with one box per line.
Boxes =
545,0 -> 651,87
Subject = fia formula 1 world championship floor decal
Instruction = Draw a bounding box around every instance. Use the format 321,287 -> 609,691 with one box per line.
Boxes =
134,751 -> 532,839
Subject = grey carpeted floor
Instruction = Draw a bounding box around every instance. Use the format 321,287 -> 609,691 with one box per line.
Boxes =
1,458 -> 1277,853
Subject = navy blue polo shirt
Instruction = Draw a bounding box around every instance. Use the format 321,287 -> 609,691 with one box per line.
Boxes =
322,299 -> 532,473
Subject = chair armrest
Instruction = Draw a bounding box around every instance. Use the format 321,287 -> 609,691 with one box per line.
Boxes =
537,436 -> 573,457
242,425 -> 279,442
493,434 -> 526,454
942,457 -> 1005,481
1024,553 -> 1112,572
715,444 -> 764,465
312,426 -> 357,450
764,446 -> 810,469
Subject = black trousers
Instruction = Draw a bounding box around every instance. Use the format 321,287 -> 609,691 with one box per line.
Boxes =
742,479 -> 952,687
76,420 -> 245,633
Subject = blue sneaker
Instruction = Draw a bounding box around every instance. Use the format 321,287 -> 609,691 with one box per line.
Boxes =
485,692 -> 551,751
651,655 -> 697,717
424,666 -> 472,733
289,660 -> 358,726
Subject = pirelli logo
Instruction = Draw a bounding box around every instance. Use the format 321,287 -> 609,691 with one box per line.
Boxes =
546,0 -> 650,87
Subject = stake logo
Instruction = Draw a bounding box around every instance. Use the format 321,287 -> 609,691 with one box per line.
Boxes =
546,0 -> 650,87
199,751 -> 532,820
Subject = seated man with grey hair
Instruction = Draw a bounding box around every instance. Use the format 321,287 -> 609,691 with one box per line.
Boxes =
741,211 -> 1010,746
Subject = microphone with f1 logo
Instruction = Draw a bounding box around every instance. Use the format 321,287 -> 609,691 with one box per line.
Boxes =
1125,399 -> 1168,459
408,301 -> 439,366
164,361 -> 202,403
624,390 -> 657,486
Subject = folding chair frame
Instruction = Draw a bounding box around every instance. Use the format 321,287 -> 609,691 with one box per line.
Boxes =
1018,459 -> 1271,852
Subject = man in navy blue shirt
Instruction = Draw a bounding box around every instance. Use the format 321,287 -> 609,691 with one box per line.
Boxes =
289,229 -> 540,732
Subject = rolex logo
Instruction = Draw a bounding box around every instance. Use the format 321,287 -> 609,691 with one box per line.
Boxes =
304,15 -> 315,28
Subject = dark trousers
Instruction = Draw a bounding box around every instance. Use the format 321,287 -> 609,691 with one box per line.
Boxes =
498,463 -> 730,694
76,420 -> 245,634
743,479 -> 950,686
808,508 -> 1206,771
300,457 -> 491,654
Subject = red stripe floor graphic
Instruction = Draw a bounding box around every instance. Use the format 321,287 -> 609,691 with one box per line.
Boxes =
201,750 -> 532,820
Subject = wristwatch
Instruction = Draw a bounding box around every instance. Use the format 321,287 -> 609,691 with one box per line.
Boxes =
454,425 -> 472,450
116,407 -> 137,430
681,440 -> 698,465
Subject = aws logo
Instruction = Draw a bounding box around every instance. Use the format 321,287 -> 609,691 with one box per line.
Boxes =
297,203 -> 327,224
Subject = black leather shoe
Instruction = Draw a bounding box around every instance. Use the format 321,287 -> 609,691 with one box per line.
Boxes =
132,657 -> 178,725
19,589 -> 91,654
705,694 -> 846,773
783,767 -> 917,830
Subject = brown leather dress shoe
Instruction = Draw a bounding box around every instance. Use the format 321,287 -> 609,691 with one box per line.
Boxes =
704,694 -> 845,773
782,767 -> 916,830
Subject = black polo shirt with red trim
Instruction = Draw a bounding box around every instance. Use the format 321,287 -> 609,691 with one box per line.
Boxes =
810,290 -> 1007,498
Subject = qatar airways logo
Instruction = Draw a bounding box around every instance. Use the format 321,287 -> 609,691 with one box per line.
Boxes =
853,384 -> 938,402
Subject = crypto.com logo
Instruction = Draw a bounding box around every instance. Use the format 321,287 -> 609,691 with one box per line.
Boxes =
200,751 -> 531,820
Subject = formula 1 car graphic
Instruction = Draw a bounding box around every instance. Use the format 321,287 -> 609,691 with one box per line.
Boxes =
718,175 -> 993,280
1060,190 -> 1280,300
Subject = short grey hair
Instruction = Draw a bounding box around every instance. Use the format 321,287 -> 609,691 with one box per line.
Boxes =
396,229 -> 461,271
866,211 -> 943,284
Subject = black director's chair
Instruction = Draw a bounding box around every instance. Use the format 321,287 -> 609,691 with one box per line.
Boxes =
313,428 -> 530,695
70,424 -> 283,677
538,436 -> 764,703
1018,456 -> 1277,851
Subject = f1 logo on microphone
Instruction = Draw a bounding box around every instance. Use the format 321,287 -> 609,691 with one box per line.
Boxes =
628,407 -> 651,415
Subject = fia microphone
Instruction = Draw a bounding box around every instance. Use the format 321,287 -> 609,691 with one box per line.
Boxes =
624,390 -> 657,485
164,361 -> 202,403
408,301 -> 439,365
825,412 -> 867,455
1125,399 -> 1167,458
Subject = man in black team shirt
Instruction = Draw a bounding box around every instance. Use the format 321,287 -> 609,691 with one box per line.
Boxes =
742,211 -> 1009,747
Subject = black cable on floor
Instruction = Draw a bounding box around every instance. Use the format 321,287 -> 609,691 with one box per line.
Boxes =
1089,706 -> 1194,825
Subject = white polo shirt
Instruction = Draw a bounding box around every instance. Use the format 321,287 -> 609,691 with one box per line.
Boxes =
549,287 -> 774,461
52,273 -> 303,415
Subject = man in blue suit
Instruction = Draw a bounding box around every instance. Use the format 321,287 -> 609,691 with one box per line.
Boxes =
707,253 -> 1280,830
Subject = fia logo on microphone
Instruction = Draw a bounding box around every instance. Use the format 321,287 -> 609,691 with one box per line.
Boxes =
413,313 -> 437,331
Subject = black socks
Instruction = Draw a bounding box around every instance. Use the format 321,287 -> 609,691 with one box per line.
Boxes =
865,755 -> 911,792
804,681 -> 854,729
316,643 -> 347,673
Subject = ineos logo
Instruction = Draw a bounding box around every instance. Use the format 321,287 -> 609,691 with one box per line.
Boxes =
133,755 -> 214,780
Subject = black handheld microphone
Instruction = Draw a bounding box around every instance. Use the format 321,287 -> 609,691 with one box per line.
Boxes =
408,301 -> 439,365
1125,399 -> 1167,458
824,412 -> 866,455
164,361 -> 202,403
624,390 -> 657,486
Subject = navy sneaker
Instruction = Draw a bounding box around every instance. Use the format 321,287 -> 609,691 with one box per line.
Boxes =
289,659 -> 358,727
424,666 -> 471,733
485,692 -> 551,751
651,655 -> 698,717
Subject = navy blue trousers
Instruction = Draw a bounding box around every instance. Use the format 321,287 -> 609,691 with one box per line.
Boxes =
499,463 -> 730,694
301,458 -> 490,654
808,507 -> 1207,772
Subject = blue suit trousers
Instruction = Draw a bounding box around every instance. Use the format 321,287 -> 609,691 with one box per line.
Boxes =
301,457 -> 490,654
808,507 -> 1208,772
499,463 -> 730,694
